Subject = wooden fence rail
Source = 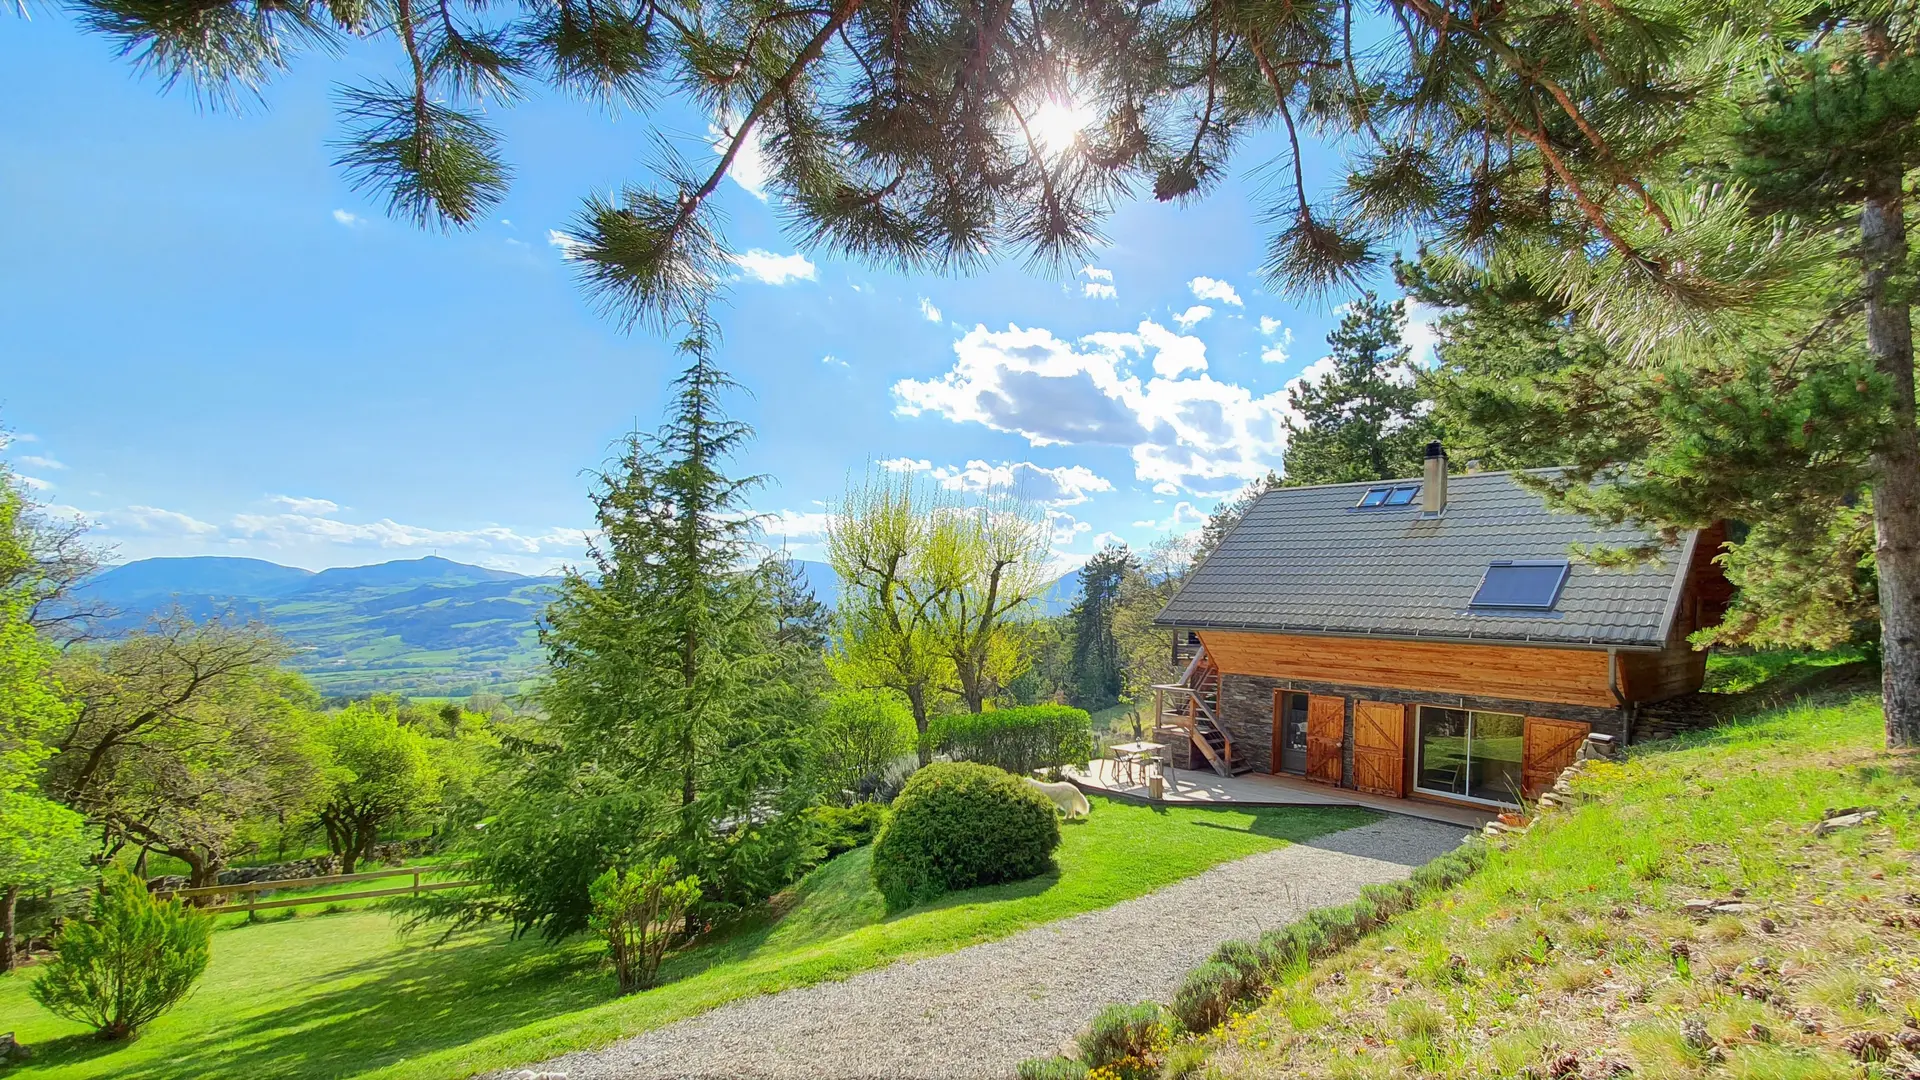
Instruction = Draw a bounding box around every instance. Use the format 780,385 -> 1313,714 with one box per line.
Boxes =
152,865 -> 479,915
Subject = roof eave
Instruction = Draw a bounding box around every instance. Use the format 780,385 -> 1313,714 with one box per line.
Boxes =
1150,615 -> 1670,652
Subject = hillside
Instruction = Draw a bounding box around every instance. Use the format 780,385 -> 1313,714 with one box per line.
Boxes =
75,555 -> 567,697
1144,681 -> 1912,1080
75,555 -> 1079,697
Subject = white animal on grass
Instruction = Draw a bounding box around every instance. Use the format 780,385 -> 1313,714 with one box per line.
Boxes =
1025,777 -> 1091,820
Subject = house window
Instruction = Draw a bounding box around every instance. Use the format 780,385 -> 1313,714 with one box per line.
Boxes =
1356,484 -> 1419,509
1414,707 -> 1526,805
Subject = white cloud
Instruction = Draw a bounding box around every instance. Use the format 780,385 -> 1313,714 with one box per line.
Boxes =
1172,305 -> 1213,328
1079,266 -> 1117,300
821,354 -> 848,368
758,509 -> 834,541
1188,276 -> 1242,306
1258,316 -> 1286,336
1260,326 -> 1295,365
933,461 -> 1114,506
1404,299 -> 1443,367
230,511 -> 585,556
547,230 -> 588,259
268,495 -> 340,515
17,475 -> 52,491
1131,501 -> 1207,533
709,115 -> 772,201
878,458 -> 933,473
114,505 -> 220,536
332,209 -> 366,228
733,249 -> 816,285
892,321 -> 1292,493
919,297 -> 943,322
18,454 -> 64,470
1048,509 -> 1091,547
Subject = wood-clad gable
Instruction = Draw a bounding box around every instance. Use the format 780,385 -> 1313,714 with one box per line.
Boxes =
1198,630 -> 1619,709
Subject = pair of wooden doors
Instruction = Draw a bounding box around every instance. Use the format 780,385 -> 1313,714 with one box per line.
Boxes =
1294,695 -> 1405,796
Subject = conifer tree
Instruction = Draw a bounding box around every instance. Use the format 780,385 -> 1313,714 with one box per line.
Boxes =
1282,293 -> 1434,487
1067,544 -> 1131,710
485,325 -> 817,937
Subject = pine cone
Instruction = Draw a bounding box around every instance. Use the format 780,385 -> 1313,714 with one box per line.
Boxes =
1681,1017 -> 1712,1051
1757,916 -> 1777,934
1898,1030 -> 1920,1055
1845,1031 -> 1893,1063
1748,1023 -> 1772,1044
1669,941 -> 1691,961
1548,1053 -> 1581,1079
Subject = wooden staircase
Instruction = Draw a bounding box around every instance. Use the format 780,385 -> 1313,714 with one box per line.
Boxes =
1154,644 -> 1253,778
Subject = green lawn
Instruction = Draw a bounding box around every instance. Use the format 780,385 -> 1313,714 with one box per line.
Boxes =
0,797 -> 1374,1080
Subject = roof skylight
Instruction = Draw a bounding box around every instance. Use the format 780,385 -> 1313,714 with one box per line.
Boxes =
1469,560 -> 1571,610
1356,484 -> 1420,509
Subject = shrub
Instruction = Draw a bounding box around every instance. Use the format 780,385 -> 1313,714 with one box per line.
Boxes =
817,690 -> 916,803
587,857 -> 702,993
929,705 -> 1095,778
29,867 -> 212,1040
869,761 -> 1059,909
805,802 -> 890,859
1077,1001 -> 1169,1070
1015,1057 -> 1090,1080
1171,961 -> 1244,1033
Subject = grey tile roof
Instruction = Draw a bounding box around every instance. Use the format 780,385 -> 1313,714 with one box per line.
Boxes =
1154,471 -> 1693,649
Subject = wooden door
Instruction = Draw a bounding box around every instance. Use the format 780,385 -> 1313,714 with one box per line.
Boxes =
1352,700 -> 1407,798
1304,694 -> 1345,786
1522,717 -> 1591,799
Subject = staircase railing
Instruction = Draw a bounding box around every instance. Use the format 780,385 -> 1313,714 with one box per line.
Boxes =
1150,646 -> 1235,778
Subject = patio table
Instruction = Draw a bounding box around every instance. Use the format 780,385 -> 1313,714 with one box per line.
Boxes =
1108,740 -> 1166,788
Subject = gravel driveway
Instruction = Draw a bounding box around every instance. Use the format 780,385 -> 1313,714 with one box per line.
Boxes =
509,815 -> 1468,1080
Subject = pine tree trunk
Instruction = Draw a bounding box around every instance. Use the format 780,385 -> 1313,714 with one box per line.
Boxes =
1,884 -> 19,972
1863,32 -> 1920,748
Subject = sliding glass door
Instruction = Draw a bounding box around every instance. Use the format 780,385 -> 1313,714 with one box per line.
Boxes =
1415,707 -> 1526,805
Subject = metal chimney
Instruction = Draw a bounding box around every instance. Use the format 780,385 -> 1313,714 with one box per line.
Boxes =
1422,441 -> 1448,514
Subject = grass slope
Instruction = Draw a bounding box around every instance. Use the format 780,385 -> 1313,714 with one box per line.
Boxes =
1193,693 -> 1913,1080
0,798 -> 1374,1080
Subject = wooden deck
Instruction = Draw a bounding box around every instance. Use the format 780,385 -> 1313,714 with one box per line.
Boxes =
1067,758 -> 1497,829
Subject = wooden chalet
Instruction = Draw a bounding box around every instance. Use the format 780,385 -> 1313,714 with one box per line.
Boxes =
1150,444 -> 1731,811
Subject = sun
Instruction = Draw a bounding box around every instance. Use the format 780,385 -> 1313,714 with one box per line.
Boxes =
1028,98 -> 1096,156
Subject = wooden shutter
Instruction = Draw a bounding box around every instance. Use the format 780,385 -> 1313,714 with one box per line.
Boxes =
1352,701 -> 1407,798
1522,717 -> 1591,799
1304,695 -> 1345,786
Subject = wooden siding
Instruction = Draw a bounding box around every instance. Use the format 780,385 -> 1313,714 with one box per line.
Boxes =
1618,648 -> 1708,703
1199,631 -> 1619,708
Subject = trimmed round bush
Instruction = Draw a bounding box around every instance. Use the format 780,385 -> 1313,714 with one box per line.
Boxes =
869,761 -> 1060,909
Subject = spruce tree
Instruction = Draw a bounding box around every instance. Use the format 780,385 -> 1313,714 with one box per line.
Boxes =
1282,293 -> 1434,486
1067,544 -> 1131,710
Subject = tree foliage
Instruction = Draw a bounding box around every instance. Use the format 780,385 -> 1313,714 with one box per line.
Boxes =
29,867 -> 212,1041
587,856 -> 702,994
0,789 -> 92,972
471,331 -> 819,939
814,689 -> 914,804
50,618 -> 321,889
316,703 -> 443,874
1067,544 -> 1130,710
1282,292 -> 1434,487
828,471 -> 957,763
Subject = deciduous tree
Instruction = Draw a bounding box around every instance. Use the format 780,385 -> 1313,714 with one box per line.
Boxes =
929,496 -> 1051,714
50,619 -> 322,889
828,471 -> 956,764
316,703 -> 443,874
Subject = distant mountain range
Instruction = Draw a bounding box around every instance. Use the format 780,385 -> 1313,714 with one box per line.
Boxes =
75,555 -> 1080,698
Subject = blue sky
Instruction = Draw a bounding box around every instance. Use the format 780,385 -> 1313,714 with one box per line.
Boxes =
1,18 -> 1430,577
